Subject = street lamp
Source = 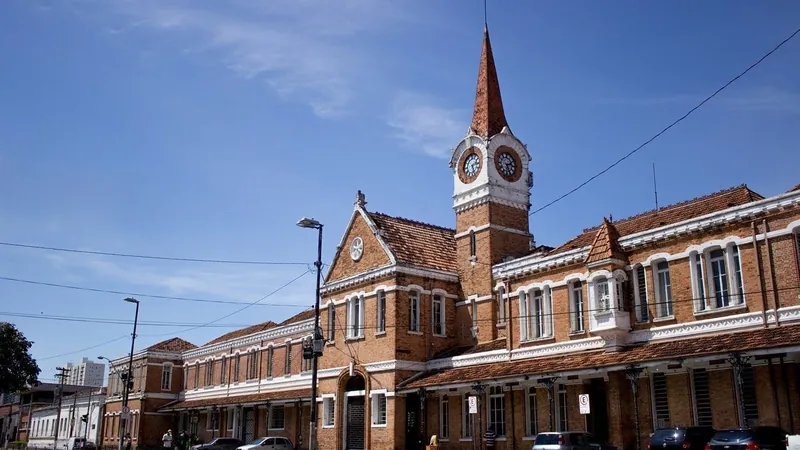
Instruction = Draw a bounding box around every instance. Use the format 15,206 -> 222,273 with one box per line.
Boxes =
296,217 -> 324,450
118,297 -> 140,450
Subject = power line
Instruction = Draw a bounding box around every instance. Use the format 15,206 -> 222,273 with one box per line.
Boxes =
37,335 -> 129,362
0,311 -> 295,329
0,241 -> 310,266
0,275 -> 312,308
527,25 -> 800,217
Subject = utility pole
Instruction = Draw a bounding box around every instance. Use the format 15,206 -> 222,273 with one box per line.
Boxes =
83,389 -> 94,442
69,390 -> 80,437
119,297 -> 140,450
53,367 -> 70,449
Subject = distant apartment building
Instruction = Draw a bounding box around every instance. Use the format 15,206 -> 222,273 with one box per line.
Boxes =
65,358 -> 106,388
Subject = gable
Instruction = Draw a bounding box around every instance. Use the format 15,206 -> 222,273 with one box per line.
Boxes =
325,209 -> 394,283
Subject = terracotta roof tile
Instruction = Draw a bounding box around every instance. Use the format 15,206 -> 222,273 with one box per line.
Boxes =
159,388 -> 311,411
279,308 -> 315,326
433,338 -> 507,359
146,337 -> 197,353
788,183 -> 800,193
368,212 -> 457,273
552,185 -> 763,254
470,26 -> 509,138
584,218 -> 627,265
405,324 -> 800,389
205,322 -> 278,346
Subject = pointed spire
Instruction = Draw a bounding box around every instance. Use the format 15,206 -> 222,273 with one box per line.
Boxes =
584,217 -> 628,265
470,25 -> 509,138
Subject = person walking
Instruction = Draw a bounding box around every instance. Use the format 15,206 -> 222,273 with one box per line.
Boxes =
484,426 -> 497,450
124,433 -> 132,450
162,429 -> 173,449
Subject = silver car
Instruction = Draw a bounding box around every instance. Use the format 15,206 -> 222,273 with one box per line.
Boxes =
236,437 -> 293,450
532,432 -> 604,450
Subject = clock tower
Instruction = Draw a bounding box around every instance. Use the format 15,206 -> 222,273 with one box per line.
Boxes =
451,26 -> 532,339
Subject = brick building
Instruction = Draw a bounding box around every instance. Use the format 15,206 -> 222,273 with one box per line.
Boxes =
101,337 -> 195,449
99,25 -> 800,450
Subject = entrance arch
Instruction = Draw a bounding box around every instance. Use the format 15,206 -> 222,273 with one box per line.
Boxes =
340,372 -> 367,450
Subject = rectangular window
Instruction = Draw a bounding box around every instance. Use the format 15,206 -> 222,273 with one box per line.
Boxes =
655,261 -> 673,318
439,396 -> 449,440
570,281 -> 584,332
161,364 -> 172,390
268,405 -> 285,430
226,409 -> 234,432
497,287 -> 506,324
327,303 -> 336,342
470,299 -> 478,336
322,397 -> 335,427
267,347 -> 274,378
732,246 -> 745,303
557,385 -> 568,432
710,249 -> 729,308
247,350 -> 258,380
691,369 -> 713,427
194,363 -> 199,389
371,393 -> 387,426
487,386 -> 506,437
461,394 -> 473,439
740,365 -> 759,427
220,357 -> 227,385
519,291 -> 529,341
532,290 -> 545,338
285,342 -> 292,375
409,291 -> 420,332
652,372 -> 671,428
634,266 -> 649,322
205,360 -> 214,386
347,296 -> 364,339
233,355 -> 240,383
693,253 -> 707,311
376,291 -> 386,334
526,387 -> 537,437
432,295 -> 445,336
183,366 -> 188,390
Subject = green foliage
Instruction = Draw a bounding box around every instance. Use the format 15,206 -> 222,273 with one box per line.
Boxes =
0,322 -> 41,392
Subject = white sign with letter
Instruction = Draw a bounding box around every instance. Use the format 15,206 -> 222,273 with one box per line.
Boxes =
468,396 -> 478,414
578,394 -> 591,415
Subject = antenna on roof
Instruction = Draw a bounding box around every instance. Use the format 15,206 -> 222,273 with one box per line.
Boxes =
483,0 -> 488,26
653,162 -> 660,211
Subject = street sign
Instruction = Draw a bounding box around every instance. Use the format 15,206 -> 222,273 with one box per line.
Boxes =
121,406 -> 130,414
579,394 -> 591,415
468,396 -> 478,414
120,412 -> 130,420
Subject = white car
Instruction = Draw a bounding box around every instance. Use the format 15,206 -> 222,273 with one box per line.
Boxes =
236,437 -> 293,450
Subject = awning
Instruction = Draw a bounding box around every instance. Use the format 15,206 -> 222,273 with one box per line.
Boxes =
159,388 -> 312,411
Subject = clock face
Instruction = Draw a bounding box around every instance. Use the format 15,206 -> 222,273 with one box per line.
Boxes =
463,153 -> 481,178
349,237 -> 364,261
497,151 -> 517,178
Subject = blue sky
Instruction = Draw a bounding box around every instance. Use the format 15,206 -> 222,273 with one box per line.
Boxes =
1,0 -> 799,383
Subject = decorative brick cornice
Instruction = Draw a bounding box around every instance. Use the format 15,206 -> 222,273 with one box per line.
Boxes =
182,320 -> 314,360
320,264 -> 459,295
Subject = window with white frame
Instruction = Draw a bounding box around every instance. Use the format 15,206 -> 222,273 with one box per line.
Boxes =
633,265 -> 649,322
285,342 -> 292,375
322,397 -> 335,427
432,294 -> 445,336
182,366 -> 188,390
220,356 -> 227,385
526,387 -> 537,437
266,347 -> 274,378
327,303 -> 336,342
496,286 -> 507,325
161,363 -> 172,390
233,354 -> 240,383
206,411 -> 217,431
595,278 -> 611,312
371,392 -> 387,426
487,386 -> 506,436
226,409 -> 234,432
439,395 -> 449,440
205,360 -> 214,386
691,245 -> 746,312
470,299 -> 478,336
247,350 -> 258,380
519,290 -> 529,341
557,385 -> 568,432
268,405 -> 285,430
409,290 -> 420,332
347,295 -> 365,339
377,290 -> 386,334
653,261 -> 674,318
569,281 -> 584,332
461,394 -> 473,439
193,362 -> 199,389
469,230 -> 477,260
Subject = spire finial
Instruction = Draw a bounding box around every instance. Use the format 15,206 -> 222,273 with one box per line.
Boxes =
354,190 -> 367,208
469,24 -> 509,138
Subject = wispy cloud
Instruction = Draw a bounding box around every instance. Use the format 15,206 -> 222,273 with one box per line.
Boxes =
81,0 -> 411,118
386,91 -> 468,159
599,87 -> 800,113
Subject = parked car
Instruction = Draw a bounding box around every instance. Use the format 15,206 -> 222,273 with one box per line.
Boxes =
532,431 -> 609,450
648,426 -> 717,450
191,438 -> 243,450
236,437 -> 293,450
706,427 -> 788,450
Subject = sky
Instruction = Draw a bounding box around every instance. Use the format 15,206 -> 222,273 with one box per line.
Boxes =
1,0 -> 799,384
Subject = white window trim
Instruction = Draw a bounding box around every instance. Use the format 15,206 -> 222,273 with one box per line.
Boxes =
519,290 -> 529,342
652,259 -> 674,320
226,408 -> 234,432
692,244 -> 747,314
370,391 -> 388,427
432,294 -> 446,337
376,290 -> 386,335
161,363 -> 173,391
569,280 -> 584,333
486,386 -> 506,437
327,303 -> 336,343
346,295 -> 365,340
322,395 -> 335,428
408,290 -> 421,333
589,277 -> 613,313
205,410 -> 218,432
633,265 -> 650,323
496,286 -> 507,325
525,387 -> 537,437
461,393 -> 473,440
268,405 -> 285,430
439,395 -> 450,441
470,299 -> 478,338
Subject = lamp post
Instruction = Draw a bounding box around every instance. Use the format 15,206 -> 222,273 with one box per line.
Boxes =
296,217 -> 324,450
118,297 -> 140,450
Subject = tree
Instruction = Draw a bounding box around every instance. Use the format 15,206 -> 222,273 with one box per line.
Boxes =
0,322 -> 40,393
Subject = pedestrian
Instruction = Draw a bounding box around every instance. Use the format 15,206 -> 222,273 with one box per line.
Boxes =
162,429 -> 173,449
484,425 -> 497,450
124,433 -> 132,450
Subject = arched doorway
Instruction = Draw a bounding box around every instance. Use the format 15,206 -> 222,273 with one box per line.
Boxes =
343,374 -> 366,450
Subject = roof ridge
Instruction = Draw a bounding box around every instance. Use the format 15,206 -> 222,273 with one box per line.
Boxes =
369,211 -> 455,233
581,184 -> 753,233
